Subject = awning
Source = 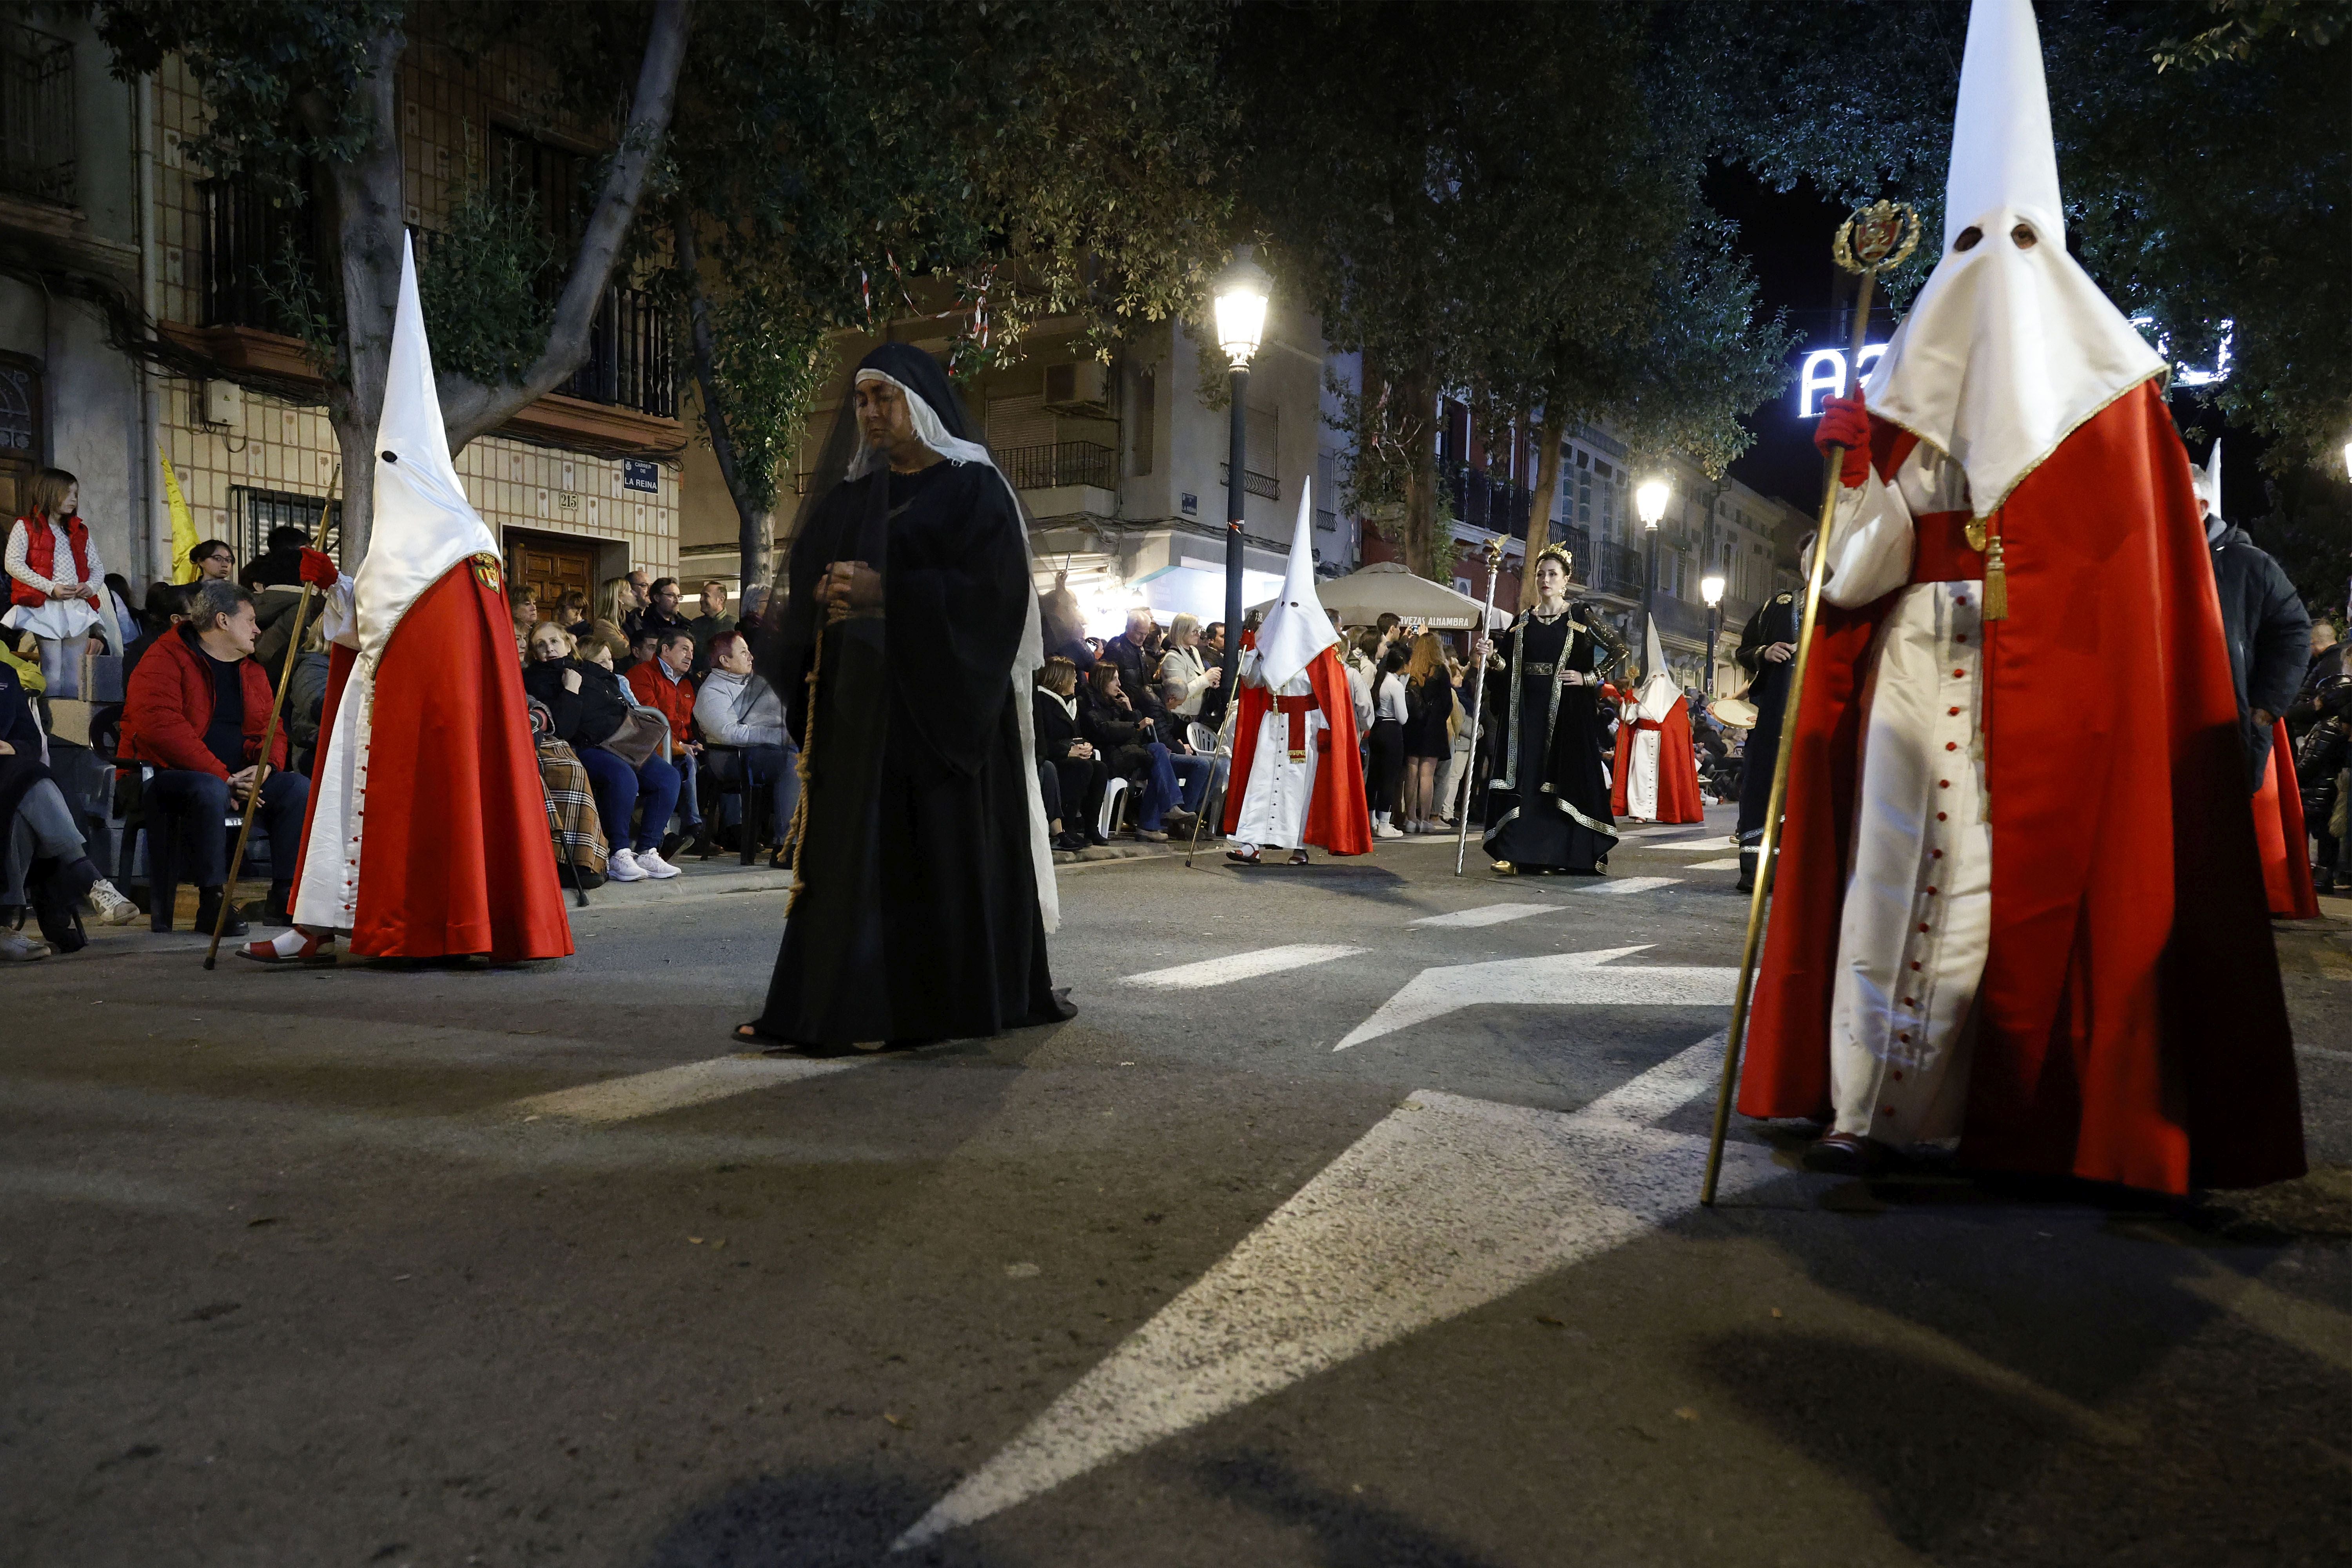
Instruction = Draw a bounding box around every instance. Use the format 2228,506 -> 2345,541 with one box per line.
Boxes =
1251,560 -> 1508,630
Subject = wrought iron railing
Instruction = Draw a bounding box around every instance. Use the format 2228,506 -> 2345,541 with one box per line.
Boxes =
0,24 -> 73,205
558,284 -> 675,418
1003,440 -> 1116,492
1440,458 -> 1533,539
1216,461 -> 1279,501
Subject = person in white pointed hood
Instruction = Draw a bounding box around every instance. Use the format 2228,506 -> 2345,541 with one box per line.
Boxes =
1738,0 -> 2303,1195
1610,616 -> 1705,826
249,236 -> 573,964
1221,482 -> 1370,865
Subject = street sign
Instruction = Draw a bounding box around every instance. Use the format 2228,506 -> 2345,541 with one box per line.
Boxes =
622,459 -> 660,494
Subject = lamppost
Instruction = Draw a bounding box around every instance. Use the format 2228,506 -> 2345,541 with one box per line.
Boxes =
1212,245 -> 1272,702
1634,477 -> 1671,674
1700,573 -> 1726,696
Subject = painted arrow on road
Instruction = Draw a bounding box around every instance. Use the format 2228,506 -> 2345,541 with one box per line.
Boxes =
1333,944 -> 1740,1050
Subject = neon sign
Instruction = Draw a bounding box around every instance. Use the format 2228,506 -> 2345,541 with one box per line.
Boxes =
1795,345 -> 1889,419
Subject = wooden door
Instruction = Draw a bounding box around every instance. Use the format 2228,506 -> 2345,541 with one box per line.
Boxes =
504,529 -> 598,628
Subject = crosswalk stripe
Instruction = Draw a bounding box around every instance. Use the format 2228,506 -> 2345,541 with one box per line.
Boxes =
1640,837 -> 1735,851
1685,857 -> 1741,871
1406,904 -> 1549,929
510,1054 -> 864,1124
1573,876 -> 1682,895
1120,944 -> 1364,990
893,1034 -> 1774,1549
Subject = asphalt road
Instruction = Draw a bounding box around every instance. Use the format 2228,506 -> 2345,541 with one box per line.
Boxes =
5,803 -> 2349,1568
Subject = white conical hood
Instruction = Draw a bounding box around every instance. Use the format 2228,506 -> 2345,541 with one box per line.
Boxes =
1636,615 -> 1679,721
352,235 -> 499,657
2194,438 -> 2222,512
1252,479 -> 1338,690
1863,0 -> 2165,518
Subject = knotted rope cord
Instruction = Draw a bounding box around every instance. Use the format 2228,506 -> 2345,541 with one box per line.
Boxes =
780,633 -> 822,914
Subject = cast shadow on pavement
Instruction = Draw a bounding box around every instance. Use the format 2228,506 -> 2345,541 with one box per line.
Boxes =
640,1468 -> 1016,1568
1189,1449 -> 1506,1568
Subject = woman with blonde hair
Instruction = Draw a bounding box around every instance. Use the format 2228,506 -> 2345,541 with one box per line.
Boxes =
1400,630 -> 1456,832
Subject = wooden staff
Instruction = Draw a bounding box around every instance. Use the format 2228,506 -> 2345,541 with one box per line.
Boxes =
1700,202 -> 1918,1204
204,468 -> 340,969
1454,537 -> 1506,875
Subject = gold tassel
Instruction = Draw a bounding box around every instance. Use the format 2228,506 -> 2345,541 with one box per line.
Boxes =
1983,536 -> 2009,621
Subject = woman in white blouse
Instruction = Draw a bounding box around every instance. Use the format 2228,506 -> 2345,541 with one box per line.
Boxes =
4,468 -> 120,699
1157,612 -> 1224,721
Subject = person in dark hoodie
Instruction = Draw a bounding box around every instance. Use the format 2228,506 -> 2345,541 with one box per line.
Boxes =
0,657 -> 138,958
2196,441 -> 2309,789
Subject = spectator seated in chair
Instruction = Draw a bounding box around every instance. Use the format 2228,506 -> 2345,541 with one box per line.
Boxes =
1077,662 -> 1184,842
693,630 -> 797,867
521,621 -> 681,882
626,626 -> 708,857
118,580 -> 312,936
686,580 -> 735,677
0,656 -> 136,959
1033,656 -> 1107,850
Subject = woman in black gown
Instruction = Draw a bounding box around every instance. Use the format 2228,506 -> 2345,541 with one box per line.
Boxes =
735,344 -> 1068,1051
1481,544 -> 1619,875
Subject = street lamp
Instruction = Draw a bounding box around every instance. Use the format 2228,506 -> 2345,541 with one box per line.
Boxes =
1700,573 -> 1726,696
1213,244 -> 1273,712
1634,477 -> 1670,671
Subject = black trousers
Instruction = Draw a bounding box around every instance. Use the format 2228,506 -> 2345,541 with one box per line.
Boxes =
146,768 -> 309,887
1366,718 -> 1405,814
1051,754 -> 1109,834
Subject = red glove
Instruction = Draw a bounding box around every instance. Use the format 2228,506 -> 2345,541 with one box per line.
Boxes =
298,547 -> 340,588
1813,394 -> 1873,489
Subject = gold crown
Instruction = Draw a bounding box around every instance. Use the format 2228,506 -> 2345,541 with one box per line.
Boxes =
1533,542 -> 1573,575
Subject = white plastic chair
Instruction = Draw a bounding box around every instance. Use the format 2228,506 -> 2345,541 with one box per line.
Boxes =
1097,776 -> 1128,839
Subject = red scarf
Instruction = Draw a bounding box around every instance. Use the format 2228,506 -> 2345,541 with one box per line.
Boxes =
12,512 -> 91,611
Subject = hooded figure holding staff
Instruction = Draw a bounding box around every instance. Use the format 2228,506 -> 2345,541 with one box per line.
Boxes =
1735,0 -> 2302,1191
735,344 -> 1068,1051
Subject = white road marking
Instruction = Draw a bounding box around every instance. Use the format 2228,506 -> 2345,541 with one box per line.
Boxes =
1407,904 -> 1550,929
1685,857 -> 1742,871
1121,944 -> 1365,990
1574,876 -> 1683,895
509,1054 -> 864,1124
2298,1045 -> 2352,1064
1639,838 -> 1736,852
893,1034 -> 1775,1550
1335,945 -> 1738,1050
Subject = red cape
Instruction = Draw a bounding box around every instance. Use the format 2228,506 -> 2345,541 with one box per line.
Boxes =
1737,383 -> 2302,1193
2253,715 -> 2320,919
1220,642 -> 1371,855
1609,695 -> 1705,823
296,564 -> 573,960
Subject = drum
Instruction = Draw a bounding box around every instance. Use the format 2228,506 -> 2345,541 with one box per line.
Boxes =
1707,697 -> 1759,730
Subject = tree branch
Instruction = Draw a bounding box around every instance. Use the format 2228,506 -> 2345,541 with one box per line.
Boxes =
437,0 -> 694,444
674,211 -> 771,589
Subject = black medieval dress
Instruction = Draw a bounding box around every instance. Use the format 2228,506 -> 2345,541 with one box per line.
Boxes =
751,457 -> 1064,1047
1733,590 -> 1799,859
1481,608 -> 1618,874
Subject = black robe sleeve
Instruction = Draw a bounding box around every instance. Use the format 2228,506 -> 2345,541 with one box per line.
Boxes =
1735,602 -> 1770,675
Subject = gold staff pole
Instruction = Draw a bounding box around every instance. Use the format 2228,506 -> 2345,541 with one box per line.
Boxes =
204,466 -> 341,970
1454,536 -> 1505,875
1700,202 -> 1916,1204
1185,671 -> 1244,869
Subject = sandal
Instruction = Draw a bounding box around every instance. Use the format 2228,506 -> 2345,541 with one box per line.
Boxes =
240,928 -> 339,966
1802,1131 -> 1878,1176
1225,847 -> 1262,866
1287,849 -> 1310,866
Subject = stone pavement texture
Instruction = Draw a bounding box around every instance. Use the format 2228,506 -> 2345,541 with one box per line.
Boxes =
4,806 -> 2348,1567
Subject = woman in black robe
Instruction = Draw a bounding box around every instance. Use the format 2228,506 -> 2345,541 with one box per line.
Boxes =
736,344 -> 1068,1050
1481,545 -> 1619,875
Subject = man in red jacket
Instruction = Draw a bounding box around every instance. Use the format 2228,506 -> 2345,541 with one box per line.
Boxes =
121,580 -> 311,935
625,625 -> 706,855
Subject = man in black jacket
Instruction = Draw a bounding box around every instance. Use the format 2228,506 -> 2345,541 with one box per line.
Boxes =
2198,442 -> 2308,790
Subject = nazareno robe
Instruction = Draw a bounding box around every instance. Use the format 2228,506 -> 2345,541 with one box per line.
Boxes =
752,458 -> 1063,1047
1481,609 -> 1617,873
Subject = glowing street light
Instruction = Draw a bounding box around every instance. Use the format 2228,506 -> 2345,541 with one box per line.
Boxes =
1635,478 -> 1671,530
1700,573 -> 1727,696
1635,476 -> 1672,655
1212,245 -> 1273,370
1212,245 -> 1275,716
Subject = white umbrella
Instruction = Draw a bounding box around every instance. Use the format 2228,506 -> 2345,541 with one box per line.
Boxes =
1251,559 -> 1508,630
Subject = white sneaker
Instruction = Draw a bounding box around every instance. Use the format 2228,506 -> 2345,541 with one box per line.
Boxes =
634,847 -> 682,880
606,848 -> 648,882
1373,821 -> 1404,840
85,878 -> 138,926
0,928 -> 50,961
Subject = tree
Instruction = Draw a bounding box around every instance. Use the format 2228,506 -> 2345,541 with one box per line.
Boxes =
659,0 -> 1236,588
94,0 -> 691,560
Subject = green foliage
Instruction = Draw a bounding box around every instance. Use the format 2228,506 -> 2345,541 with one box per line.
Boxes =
414,168 -> 556,388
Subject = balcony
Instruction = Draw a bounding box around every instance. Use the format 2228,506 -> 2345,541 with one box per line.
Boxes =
1553,525 -> 1645,599
557,283 -> 674,419
0,24 -> 73,206
1441,458 -> 1532,539
1216,461 -> 1279,501
1003,440 -> 1115,492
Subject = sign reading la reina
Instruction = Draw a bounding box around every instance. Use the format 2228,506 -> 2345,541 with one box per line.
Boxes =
1794,345 -> 1889,419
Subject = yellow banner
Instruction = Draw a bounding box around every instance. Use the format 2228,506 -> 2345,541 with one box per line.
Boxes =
161,446 -> 198,583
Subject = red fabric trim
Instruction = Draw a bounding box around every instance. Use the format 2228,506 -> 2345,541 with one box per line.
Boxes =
10,514 -> 93,610
347,568 -> 572,960
2254,715 -> 2320,919
1219,646 -> 1370,855
1739,384 -> 2301,1192
1607,699 -> 1704,822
